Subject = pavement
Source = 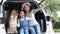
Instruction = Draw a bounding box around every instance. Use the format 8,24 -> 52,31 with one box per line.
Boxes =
55,33 -> 60,34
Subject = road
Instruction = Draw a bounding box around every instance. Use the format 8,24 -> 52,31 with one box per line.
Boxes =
55,32 -> 60,34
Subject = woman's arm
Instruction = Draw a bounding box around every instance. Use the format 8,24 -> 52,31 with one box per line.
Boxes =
26,17 -> 33,21
34,0 -> 50,12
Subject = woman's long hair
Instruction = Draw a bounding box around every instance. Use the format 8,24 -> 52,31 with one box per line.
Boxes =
22,3 -> 32,13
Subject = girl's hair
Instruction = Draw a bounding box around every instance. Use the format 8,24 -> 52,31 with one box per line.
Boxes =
19,10 -> 26,15
23,4 -> 31,13
19,10 -> 26,18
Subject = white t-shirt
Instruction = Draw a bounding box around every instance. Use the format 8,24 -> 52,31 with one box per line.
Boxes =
10,15 -> 17,28
9,15 -> 18,33
26,9 -> 39,26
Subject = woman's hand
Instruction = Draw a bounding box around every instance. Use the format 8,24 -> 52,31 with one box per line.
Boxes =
35,0 -> 50,12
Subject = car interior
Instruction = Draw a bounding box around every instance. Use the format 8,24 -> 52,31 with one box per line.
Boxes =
3,1 -> 47,33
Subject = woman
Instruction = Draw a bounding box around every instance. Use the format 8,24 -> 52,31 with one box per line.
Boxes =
22,1 -> 50,34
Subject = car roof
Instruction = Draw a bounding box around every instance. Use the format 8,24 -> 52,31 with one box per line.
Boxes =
3,1 -> 39,10
7,0 -> 34,1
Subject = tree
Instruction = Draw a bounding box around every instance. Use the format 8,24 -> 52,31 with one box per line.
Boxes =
41,0 -> 60,23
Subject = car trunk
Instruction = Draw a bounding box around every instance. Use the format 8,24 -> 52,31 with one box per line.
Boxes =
3,1 -> 47,33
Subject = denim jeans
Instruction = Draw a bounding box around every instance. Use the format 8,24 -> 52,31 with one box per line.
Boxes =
29,27 -> 36,34
32,24 -> 41,34
20,28 -> 29,34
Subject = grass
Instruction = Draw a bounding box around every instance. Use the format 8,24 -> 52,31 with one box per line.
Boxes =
54,29 -> 60,32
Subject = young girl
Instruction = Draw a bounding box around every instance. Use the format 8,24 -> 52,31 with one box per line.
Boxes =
18,10 -> 36,34
7,10 -> 18,33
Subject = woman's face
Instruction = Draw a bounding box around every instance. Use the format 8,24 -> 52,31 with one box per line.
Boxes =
19,11 -> 25,18
24,5 -> 30,13
11,10 -> 17,16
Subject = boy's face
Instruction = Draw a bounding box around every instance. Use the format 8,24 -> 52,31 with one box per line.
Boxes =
19,11 -> 25,18
11,10 -> 18,16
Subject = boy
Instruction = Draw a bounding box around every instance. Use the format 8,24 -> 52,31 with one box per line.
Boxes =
8,9 -> 18,34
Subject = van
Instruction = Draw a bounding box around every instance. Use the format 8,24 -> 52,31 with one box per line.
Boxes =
1,0 -> 55,34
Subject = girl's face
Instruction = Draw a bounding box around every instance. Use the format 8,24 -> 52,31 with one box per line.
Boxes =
11,10 -> 17,16
19,11 -> 25,18
24,5 -> 30,13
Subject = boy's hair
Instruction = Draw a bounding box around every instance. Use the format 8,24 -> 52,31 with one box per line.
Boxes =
10,9 -> 18,16
11,10 -> 18,13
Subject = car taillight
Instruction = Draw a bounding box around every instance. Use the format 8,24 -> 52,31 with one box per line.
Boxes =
46,16 -> 52,21
49,16 -> 52,20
